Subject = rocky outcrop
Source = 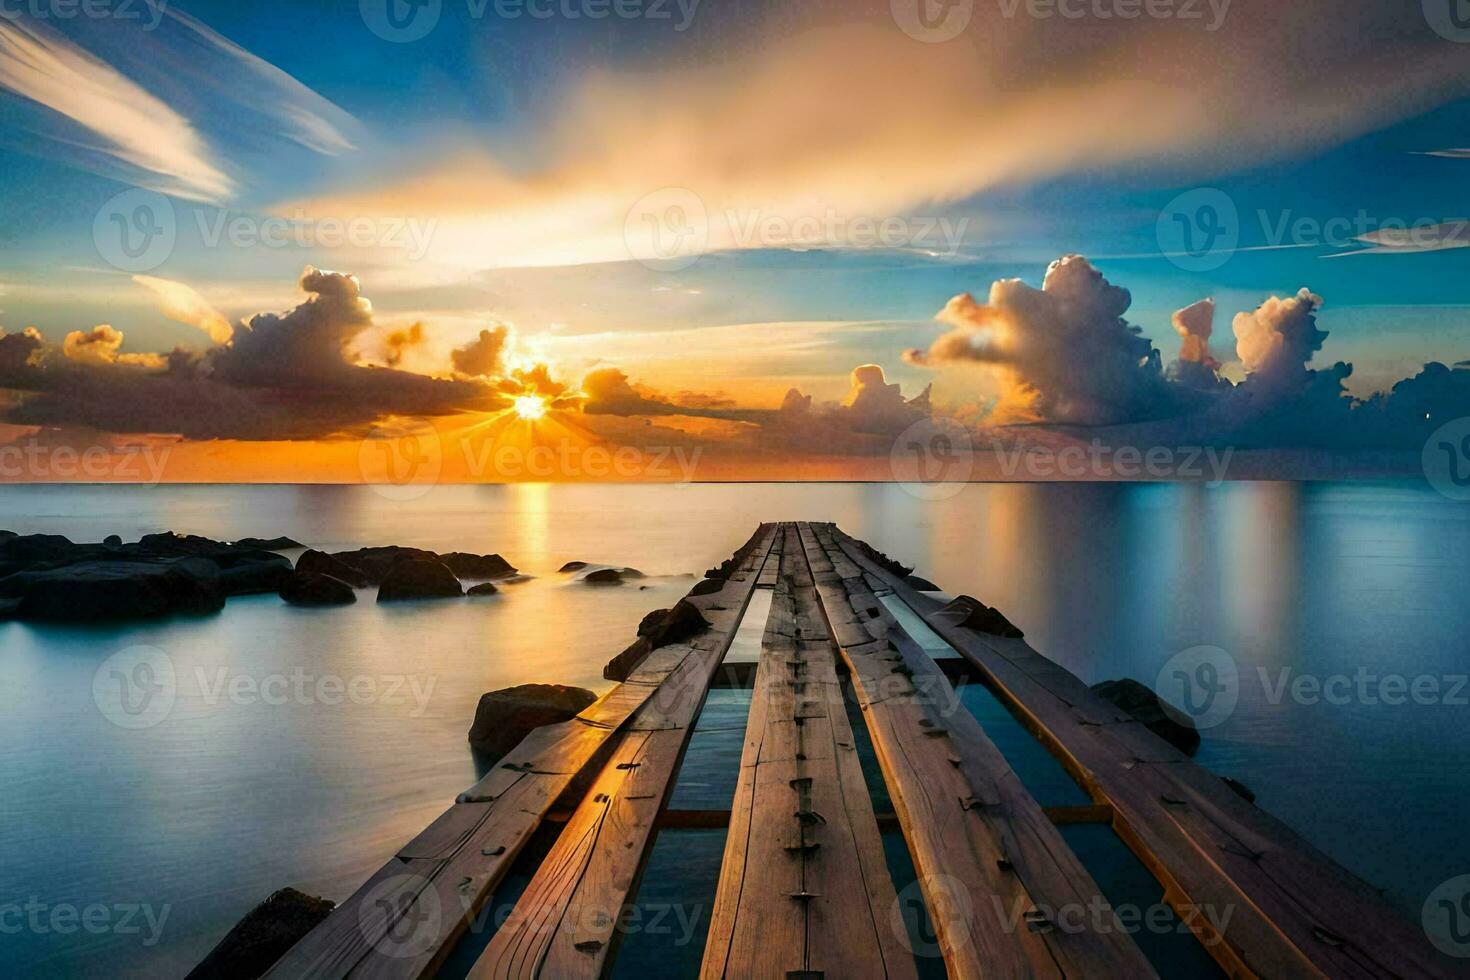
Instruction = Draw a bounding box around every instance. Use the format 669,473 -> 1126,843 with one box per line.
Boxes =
376,559 -> 464,601
558,561 -> 589,572
330,546 -> 515,584
467,582 -> 499,596
186,888 -> 334,980
0,557 -> 226,622
1091,678 -> 1201,756
689,578 -> 725,597
468,684 -> 598,760
279,571 -> 356,606
441,552 -> 516,579
235,536 -> 304,550
295,549 -> 371,588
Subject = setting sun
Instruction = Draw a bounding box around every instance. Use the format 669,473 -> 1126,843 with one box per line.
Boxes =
513,395 -> 548,420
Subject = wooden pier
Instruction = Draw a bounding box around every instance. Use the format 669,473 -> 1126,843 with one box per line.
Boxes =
271,523 -> 1461,979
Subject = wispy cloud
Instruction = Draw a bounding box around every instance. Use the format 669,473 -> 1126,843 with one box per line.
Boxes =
0,18 -> 233,201
0,9 -> 357,202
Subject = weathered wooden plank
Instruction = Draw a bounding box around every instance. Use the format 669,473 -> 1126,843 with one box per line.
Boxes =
469,525 -> 781,978
800,522 -> 1158,980
269,525 -> 779,980
702,525 -> 915,979
826,523 -> 1463,980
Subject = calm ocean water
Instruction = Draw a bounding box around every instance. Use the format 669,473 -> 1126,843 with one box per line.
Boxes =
1,482 -> 1466,976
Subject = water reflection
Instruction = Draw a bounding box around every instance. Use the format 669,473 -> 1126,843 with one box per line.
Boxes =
0,481 -> 1466,976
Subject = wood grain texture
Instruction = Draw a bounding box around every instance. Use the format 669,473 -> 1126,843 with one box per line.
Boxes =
268,525 -> 779,980
799,523 -> 1157,980
701,524 -> 916,980
469,530 -> 785,979
825,523 -> 1463,980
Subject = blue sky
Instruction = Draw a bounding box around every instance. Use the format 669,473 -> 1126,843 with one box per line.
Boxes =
0,0 -> 1468,477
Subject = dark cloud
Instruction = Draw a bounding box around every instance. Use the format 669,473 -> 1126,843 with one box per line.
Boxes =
0,268 -> 495,440
905,256 -> 1469,453
451,326 -> 510,378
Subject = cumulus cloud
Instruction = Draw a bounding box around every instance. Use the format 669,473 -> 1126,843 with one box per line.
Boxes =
840,364 -> 929,434
451,326 -> 511,378
1167,299 -> 1227,391
1232,288 -> 1329,388
907,256 -> 1188,426
0,269 -> 493,440
61,325 -> 166,369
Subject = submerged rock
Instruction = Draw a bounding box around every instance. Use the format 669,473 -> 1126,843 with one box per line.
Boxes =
186,887 -> 334,980
558,561 -> 590,572
467,582 -> 499,596
279,571 -> 356,606
468,684 -> 598,760
441,552 -> 516,579
1091,678 -> 1201,756
377,559 -> 463,601
582,568 -> 625,584
210,551 -> 293,596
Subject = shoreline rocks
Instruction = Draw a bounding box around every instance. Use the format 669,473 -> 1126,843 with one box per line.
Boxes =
377,558 -> 464,601
279,571 -> 356,606
0,531 -> 519,621
468,684 -> 597,760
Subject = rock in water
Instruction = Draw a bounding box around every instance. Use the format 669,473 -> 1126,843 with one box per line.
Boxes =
279,571 -> 357,606
186,887 -> 334,980
1091,678 -> 1201,756
468,684 -> 597,760
211,551 -> 293,596
582,567 -> 625,584
295,549 -> 371,588
467,582 -> 499,596
377,559 -> 464,601
441,552 -> 516,578
558,561 -> 590,572
0,558 -> 225,622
